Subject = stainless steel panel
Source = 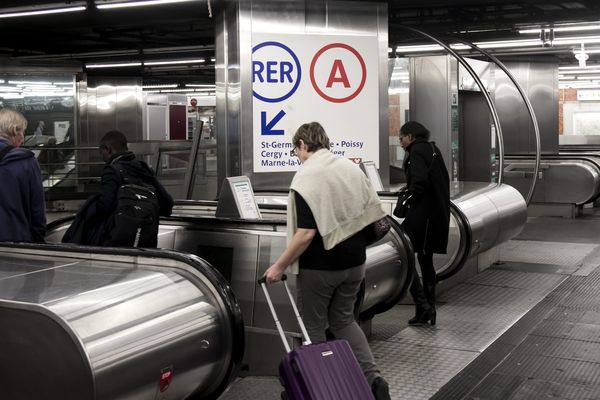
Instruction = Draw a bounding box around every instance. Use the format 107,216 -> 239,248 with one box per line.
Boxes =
172,227 -> 261,323
495,60 -> 558,155
410,55 -> 454,174
80,78 -> 143,147
0,245 -> 242,400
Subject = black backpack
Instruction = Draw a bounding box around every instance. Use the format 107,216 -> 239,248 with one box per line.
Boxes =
103,163 -> 161,248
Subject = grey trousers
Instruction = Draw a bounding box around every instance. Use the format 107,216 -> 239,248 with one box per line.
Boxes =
297,264 -> 381,385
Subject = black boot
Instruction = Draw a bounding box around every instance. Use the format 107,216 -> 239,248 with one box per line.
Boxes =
423,283 -> 437,326
408,276 -> 432,325
408,306 -> 434,325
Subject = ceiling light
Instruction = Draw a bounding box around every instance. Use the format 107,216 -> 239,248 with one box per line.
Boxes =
185,84 -> 215,87
0,2 -> 86,18
519,24 -> 600,34
86,62 -> 142,68
144,59 -> 205,66
395,39 -> 539,54
142,84 -> 178,88
475,39 -> 541,49
96,0 -> 201,9
558,65 -> 600,71
158,88 -> 196,93
395,44 -> 443,53
553,36 -> 600,46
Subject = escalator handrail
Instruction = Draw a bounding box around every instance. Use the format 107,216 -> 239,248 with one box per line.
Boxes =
358,216 -> 414,320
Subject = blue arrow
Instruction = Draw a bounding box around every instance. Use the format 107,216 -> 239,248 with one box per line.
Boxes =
261,110 -> 286,135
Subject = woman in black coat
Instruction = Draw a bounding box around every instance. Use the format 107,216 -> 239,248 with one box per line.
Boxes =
399,121 -> 450,325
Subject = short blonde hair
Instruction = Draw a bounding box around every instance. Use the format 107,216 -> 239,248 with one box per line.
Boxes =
0,108 -> 27,140
292,122 -> 330,152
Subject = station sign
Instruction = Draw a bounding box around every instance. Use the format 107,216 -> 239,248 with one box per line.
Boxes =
252,33 -> 379,172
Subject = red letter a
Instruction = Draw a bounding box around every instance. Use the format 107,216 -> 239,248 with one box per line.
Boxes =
326,59 -> 350,88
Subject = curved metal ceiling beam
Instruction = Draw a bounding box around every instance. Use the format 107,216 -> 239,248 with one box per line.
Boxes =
396,25 -> 506,185
449,38 -> 541,205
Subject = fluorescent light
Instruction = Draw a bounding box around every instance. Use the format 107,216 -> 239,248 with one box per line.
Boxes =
158,88 -> 195,93
210,57 -> 216,62
562,69 -> 600,74
395,40 -> 538,53
554,36 -> 600,46
0,3 -> 86,18
144,58 -> 205,66
142,84 -> 178,88
574,48 -> 600,54
86,62 -> 142,68
96,0 -> 200,9
9,80 -> 53,85
519,24 -> 600,34
185,84 -> 215,87
0,80 -> 3,84
475,39 -> 540,49
395,44 -> 443,53
559,65 -> 600,71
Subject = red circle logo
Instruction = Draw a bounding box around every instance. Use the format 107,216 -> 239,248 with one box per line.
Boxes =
310,43 -> 367,103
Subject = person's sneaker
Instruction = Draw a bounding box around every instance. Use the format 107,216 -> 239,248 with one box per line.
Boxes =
371,377 -> 391,400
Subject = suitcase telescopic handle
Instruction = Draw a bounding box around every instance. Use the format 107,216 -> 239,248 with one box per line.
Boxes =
258,274 -> 312,352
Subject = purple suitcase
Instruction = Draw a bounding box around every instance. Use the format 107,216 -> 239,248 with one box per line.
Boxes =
259,276 -> 375,400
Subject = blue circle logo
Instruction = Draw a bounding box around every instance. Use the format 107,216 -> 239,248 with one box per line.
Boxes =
252,41 -> 301,103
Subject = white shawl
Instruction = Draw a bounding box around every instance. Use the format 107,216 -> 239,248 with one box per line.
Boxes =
286,149 -> 386,274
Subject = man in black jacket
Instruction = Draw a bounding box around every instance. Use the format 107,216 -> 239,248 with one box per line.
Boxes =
63,130 -> 173,247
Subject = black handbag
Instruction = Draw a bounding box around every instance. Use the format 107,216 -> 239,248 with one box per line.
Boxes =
393,190 -> 412,218
363,216 -> 392,246
394,142 -> 437,219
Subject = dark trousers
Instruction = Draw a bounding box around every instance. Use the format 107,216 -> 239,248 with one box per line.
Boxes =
409,251 -> 436,309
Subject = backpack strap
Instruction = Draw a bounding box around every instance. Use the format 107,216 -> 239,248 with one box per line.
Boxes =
0,145 -> 15,162
109,161 -> 131,185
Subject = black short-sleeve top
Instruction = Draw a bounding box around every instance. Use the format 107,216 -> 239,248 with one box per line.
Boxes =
295,192 -> 366,271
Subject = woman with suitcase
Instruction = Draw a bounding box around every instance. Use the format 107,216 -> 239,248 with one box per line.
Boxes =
263,122 -> 391,400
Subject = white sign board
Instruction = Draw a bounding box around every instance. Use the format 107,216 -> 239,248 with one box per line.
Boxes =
252,33 -> 379,172
361,161 -> 384,192
232,180 -> 261,219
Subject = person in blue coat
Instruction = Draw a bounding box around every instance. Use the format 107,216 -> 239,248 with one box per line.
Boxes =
0,108 -> 46,242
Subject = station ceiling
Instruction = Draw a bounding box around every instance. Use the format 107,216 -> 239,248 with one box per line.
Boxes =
1,1 -> 599,85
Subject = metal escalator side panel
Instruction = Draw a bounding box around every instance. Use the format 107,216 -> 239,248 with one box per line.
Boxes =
0,243 -> 244,400
504,157 -> 600,205
0,301 -> 95,400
